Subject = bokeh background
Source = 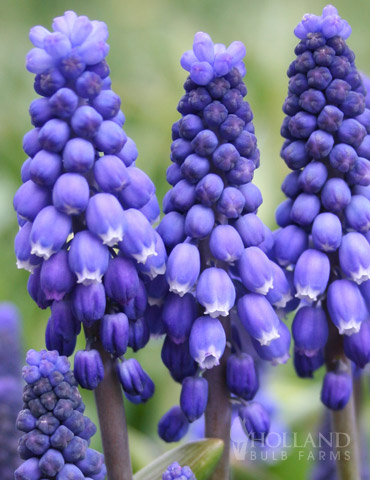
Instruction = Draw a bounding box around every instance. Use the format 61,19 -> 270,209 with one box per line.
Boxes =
2,0 -> 370,478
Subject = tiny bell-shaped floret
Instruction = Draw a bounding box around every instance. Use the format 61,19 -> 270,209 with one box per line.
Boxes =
345,195 -> 370,233
68,230 -> 109,285
189,316 -> 226,369
195,173 -> 224,206
13,180 -> 51,222
343,321 -> 370,368
327,279 -> 367,335
209,225 -> 244,263
312,212 -> 342,252
266,261 -> 292,308
235,213 -> 265,247
118,209 -> 157,263
72,283 -> 106,326
273,225 -> 308,267
238,247 -> 273,295
294,349 -> 324,379
321,371 -> 352,411
292,306 -> 328,356
252,320 -> 291,365
237,294 -> 280,346
157,212 -> 186,250
14,221 -> 42,272
86,193 -> 126,246
180,376 -> 208,422
196,267 -> 236,318
166,243 -> 200,296
238,402 -> 270,442
339,232 -> 370,284
100,313 -> 129,357
321,177 -> 351,213
40,250 -> 75,301
116,358 -> 154,399
30,206 -> 72,260
226,353 -> 258,401
104,256 -> 139,306
74,349 -> 104,390
290,193 -> 321,226
158,406 -> 189,443
294,249 -> 330,302
52,173 -> 90,215
93,154 -> 130,194
119,167 -> 155,210
162,293 -> 196,344
161,336 -> 197,383
184,204 -> 215,239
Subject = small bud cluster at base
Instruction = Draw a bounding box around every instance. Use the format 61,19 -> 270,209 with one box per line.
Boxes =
162,462 -> 196,480
276,4 -> 370,410
14,11 -> 158,401
15,349 -> 106,480
0,304 -> 23,479
156,31 -> 292,443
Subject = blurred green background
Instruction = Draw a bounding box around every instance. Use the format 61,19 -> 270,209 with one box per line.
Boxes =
2,0 -> 370,478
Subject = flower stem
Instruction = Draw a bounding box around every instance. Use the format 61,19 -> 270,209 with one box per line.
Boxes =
205,316 -> 231,480
324,310 -> 360,480
93,340 -> 133,480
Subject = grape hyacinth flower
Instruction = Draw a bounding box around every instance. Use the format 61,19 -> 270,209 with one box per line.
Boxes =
276,4 -> 370,412
156,32 -> 292,465
0,304 -> 23,479
162,462 -> 196,480
15,349 -> 106,480
13,11 -> 159,406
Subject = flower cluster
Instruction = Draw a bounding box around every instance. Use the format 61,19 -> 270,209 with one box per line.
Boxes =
13,11 -> 161,401
277,5 -> 370,409
162,462 -> 196,480
15,349 -> 106,480
0,304 -> 23,479
155,32 -> 293,442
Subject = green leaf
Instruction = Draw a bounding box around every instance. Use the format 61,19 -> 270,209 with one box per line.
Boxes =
133,438 -> 224,480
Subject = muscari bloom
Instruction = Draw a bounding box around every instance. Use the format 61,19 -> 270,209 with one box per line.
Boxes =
14,11 -> 158,402
276,5 -> 370,410
156,31 -> 292,443
0,304 -> 23,479
162,462 -> 196,480
15,349 -> 106,480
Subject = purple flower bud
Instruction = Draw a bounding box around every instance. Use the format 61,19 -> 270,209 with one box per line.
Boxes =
39,448 -> 65,476
329,143 -> 358,172
104,257 -> 139,306
252,320 -> 291,365
292,306 -> 328,356
117,137 -> 138,167
94,120 -> 126,155
321,177 -> 351,213
63,436 -> 88,463
157,212 -> 185,250
14,457 -> 42,480
63,138 -> 95,173
339,232 -> 370,284
184,204 -> 214,239
28,267 -> 52,310
217,186 -> 245,218
321,371 -> 352,411
54,464 -> 84,480
118,209 -> 157,263
40,250 -> 75,301
233,130 -> 257,157
294,349 -> 324,378
171,138 -> 193,164
128,317 -> 150,352
294,249 -> 330,302
317,104 -> 343,132
140,195 -> 161,225
212,143 -> 239,171
86,193 -> 126,246
346,156 -> 370,186
266,261 -> 292,308
124,279 -> 148,319
161,336 -> 197,382
162,293 -> 196,344
52,173 -> 90,215
345,195 -> 370,233
158,406 -> 189,443
275,199 -> 293,227
299,89 -> 326,114
74,350 -> 104,390
237,293 -> 280,346
14,222 -> 43,272
14,180 -> 51,222
338,118 -> 366,148
137,232 -> 167,279
238,402 -> 270,442
30,206 -> 72,260
203,101 -> 228,127
312,212 -> 342,252
166,243 -> 200,296
226,353 -> 258,400
305,130 -> 334,159
93,155 -> 129,194
238,247 -> 273,294
343,321 -> 370,368
193,32 -> 214,63
179,115 -> 204,140
72,283 -> 106,326
327,279 -> 367,335
290,193 -> 320,226
163,462 -> 195,480
307,66 -> 332,90
220,114 -> 244,141
180,50 -> 197,71
68,231 -> 109,284
341,91 -> 365,117
116,358 -> 154,400
39,118 -> 70,152
281,140 -> 310,170
76,448 -> 105,476
23,128 -> 41,157
180,376 -> 208,422
235,213 -> 265,247
189,316 -> 226,369
100,313 -> 129,357
119,167 -> 155,209
29,150 -> 62,187
357,135 -> 370,160
71,106 -> 103,139
170,180 -> 196,212
91,90 -> 120,119
45,315 -> 77,357
195,173 -> 224,206
145,305 -> 166,337
166,163 -> 183,186
298,162 -> 328,193
191,129 -> 218,156
239,183 -> 262,213
181,154 -> 210,184
209,225 -> 244,263
196,268 -> 235,317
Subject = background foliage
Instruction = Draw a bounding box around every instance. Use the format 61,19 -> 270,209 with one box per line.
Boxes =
2,0 -> 370,478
